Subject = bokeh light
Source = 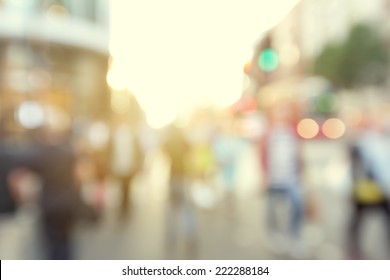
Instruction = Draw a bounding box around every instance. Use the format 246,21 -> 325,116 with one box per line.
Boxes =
16,101 -> 45,129
322,118 -> 346,139
258,48 -> 279,72
297,118 -> 320,139
244,62 -> 252,74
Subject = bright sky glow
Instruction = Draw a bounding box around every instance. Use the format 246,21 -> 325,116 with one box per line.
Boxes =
109,0 -> 300,128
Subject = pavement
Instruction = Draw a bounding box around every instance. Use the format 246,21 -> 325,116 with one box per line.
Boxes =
1,139 -> 390,260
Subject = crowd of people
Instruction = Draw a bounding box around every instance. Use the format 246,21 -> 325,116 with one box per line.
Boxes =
1,100 -> 390,260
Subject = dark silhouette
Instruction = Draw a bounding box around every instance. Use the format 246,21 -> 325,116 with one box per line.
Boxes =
11,125 -> 91,260
348,120 -> 390,259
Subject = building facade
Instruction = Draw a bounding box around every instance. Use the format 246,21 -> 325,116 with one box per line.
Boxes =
250,0 -> 390,104
0,0 -> 110,133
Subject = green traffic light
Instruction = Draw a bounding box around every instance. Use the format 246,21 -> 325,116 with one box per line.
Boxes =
258,49 -> 279,72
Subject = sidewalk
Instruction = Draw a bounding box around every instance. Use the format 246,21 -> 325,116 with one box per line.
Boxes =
1,141 -> 389,259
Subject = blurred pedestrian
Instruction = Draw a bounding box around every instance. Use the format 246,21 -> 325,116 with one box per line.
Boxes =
86,121 -> 110,214
212,120 -> 241,216
348,111 -> 390,259
187,123 -> 217,211
9,121 -> 84,260
0,113 -> 21,215
110,120 -> 143,219
162,124 -> 197,259
259,103 -> 305,258
0,141 -> 20,216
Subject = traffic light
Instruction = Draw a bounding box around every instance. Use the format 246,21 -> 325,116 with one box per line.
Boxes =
258,48 -> 279,72
256,34 -> 279,74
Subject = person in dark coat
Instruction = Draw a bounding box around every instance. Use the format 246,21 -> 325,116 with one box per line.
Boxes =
11,123 -> 84,260
0,140 -> 21,215
0,115 -> 21,215
347,114 -> 390,259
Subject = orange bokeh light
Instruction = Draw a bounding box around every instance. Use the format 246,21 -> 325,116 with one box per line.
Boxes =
244,62 -> 252,74
322,118 -> 346,139
297,118 -> 319,139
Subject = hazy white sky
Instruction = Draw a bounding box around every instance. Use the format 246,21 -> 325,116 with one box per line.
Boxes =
109,0 -> 300,128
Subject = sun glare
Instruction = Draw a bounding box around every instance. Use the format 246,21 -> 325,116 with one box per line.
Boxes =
109,0 -> 300,128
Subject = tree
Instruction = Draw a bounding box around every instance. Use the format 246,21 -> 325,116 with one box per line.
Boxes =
312,23 -> 389,89
312,43 -> 344,87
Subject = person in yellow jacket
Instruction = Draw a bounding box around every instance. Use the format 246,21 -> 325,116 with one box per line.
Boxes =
186,143 -> 215,180
348,132 -> 390,259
